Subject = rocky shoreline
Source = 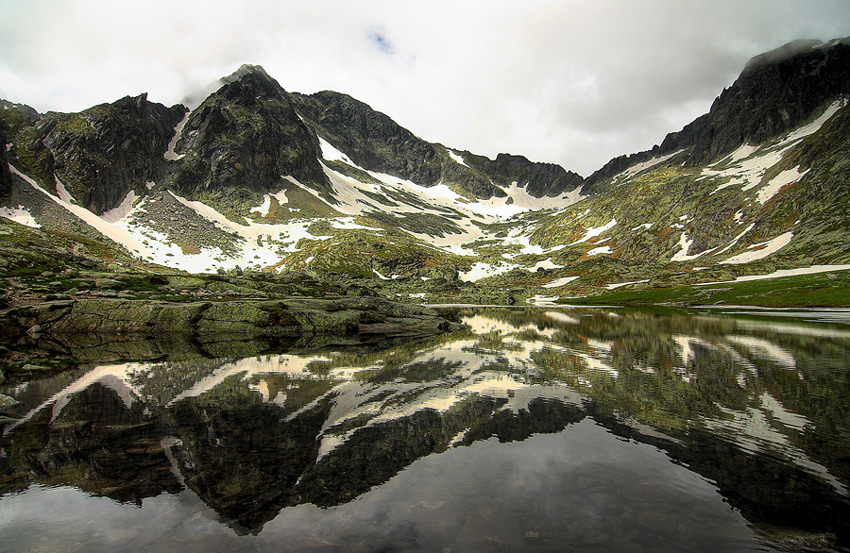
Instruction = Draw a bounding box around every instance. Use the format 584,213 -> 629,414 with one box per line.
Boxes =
2,295 -> 460,344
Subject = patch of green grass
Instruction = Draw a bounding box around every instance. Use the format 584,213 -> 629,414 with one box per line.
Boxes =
565,270 -> 850,307
60,116 -> 94,137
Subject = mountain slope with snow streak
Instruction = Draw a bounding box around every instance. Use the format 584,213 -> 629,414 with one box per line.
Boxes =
2,39 -> 850,304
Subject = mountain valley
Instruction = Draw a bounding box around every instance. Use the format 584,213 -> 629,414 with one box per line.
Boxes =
2,38 -> 850,308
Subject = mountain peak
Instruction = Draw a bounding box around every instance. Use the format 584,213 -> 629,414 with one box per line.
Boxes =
222,64 -> 272,85
180,65 -> 277,110
743,39 -> 825,71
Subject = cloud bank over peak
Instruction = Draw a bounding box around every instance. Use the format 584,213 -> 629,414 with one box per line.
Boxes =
1,0 -> 849,175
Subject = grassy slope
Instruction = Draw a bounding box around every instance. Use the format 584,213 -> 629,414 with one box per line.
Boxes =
563,269 -> 850,307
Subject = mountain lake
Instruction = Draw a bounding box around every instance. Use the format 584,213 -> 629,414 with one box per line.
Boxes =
1,305 -> 849,552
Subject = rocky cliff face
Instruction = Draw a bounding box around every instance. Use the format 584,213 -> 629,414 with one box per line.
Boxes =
172,65 -> 329,197
290,90 -> 504,198
463,152 -> 583,197
685,38 -> 850,164
584,38 -> 850,195
9,94 -> 185,214
0,125 -> 11,198
291,91 -> 583,199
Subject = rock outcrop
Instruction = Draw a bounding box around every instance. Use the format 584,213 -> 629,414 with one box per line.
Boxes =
292,91 -> 583,199
462,152 -> 583,197
290,90 -> 501,198
684,38 -> 850,164
3,296 -> 460,345
10,94 -> 186,214
172,65 -> 329,197
584,38 -> 850,194
0,125 -> 11,198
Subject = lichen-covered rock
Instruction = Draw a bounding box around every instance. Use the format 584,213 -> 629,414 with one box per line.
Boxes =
11,94 -> 186,214
0,125 -> 12,198
584,39 -> 850,195
2,297 -> 459,345
291,91 -> 581,199
172,65 -> 329,197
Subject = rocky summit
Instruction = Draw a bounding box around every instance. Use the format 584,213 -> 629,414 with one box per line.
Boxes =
2,38 -> 850,308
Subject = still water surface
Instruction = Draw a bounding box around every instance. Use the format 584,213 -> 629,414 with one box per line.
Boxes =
1,306 -> 849,552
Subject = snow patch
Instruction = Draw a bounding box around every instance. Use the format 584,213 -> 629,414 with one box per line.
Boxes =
695,265 -> 850,285
586,245 -> 611,256
0,205 -> 40,228
542,276 -> 580,288
101,190 -> 139,223
251,189 -> 289,217
460,262 -> 514,282
54,175 -> 76,204
670,232 -> 717,262
528,258 -> 564,271
318,136 -> 354,164
777,97 -> 847,147
757,166 -> 808,204
612,149 -> 685,184
713,224 -> 755,257
571,218 -> 616,245
631,223 -> 653,231
427,183 -> 464,201
720,232 -> 793,264
447,149 -> 469,168
605,279 -> 649,290
727,143 -> 759,164
373,268 -> 398,280
164,112 -> 189,161
330,217 -> 383,231
706,148 -> 784,194
670,233 -> 695,262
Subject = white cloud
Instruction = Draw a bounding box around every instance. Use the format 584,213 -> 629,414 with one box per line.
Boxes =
1,0 -> 849,176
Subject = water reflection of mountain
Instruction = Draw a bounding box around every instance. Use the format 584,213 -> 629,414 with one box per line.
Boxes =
1,307 -> 849,542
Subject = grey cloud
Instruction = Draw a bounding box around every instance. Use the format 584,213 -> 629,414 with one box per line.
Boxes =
1,0 -> 848,176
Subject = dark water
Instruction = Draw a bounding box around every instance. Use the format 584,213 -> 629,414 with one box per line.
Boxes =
1,306 -> 849,552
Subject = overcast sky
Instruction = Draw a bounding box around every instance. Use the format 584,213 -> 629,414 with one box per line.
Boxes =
1,0 -> 849,176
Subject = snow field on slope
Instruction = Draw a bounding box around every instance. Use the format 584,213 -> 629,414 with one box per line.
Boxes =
0,205 -> 40,228
101,189 -> 141,223
612,149 -> 685,184
459,262 -> 514,282
695,264 -> 850,285
703,99 -> 846,196
757,167 -> 808,205
570,218 -> 617,246
318,136 -> 354,165
605,279 -> 650,290
163,112 -> 189,161
446,149 -> 469,168
670,232 -> 722,262
54,175 -> 76,204
6,166 -> 355,273
719,232 -> 794,264
586,246 -> 612,256
542,276 -> 580,288
251,189 -> 289,217
10,165 -> 151,258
